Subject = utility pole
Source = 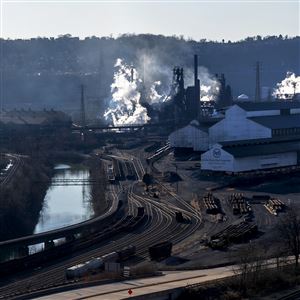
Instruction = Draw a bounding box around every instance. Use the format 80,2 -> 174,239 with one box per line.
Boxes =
80,84 -> 86,128
80,85 -> 86,142
255,61 -> 261,102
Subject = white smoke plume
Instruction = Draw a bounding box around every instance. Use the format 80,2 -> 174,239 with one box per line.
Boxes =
273,72 -> 300,99
137,52 -> 172,104
184,66 -> 220,102
199,67 -> 220,102
149,81 -> 170,104
104,59 -> 150,126
104,57 -> 220,125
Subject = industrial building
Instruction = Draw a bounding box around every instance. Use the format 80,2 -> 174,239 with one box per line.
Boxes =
168,120 -> 210,153
201,139 -> 300,172
203,101 -> 300,172
209,102 -> 300,146
169,101 -> 300,173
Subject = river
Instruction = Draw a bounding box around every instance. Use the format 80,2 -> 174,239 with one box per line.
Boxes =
34,164 -> 94,234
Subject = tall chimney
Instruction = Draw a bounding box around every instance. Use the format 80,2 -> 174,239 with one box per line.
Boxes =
194,54 -> 198,86
130,67 -> 134,83
194,55 -> 200,119
255,61 -> 261,102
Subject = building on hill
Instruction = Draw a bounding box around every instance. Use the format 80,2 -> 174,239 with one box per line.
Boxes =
0,109 -> 72,128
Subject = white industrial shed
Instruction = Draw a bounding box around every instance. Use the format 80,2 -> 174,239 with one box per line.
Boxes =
209,105 -> 272,146
168,120 -> 210,152
201,141 -> 300,173
209,103 -> 300,147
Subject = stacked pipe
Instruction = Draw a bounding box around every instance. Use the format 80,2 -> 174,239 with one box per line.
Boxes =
210,221 -> 258,249
266,198 -> 285,215
229,193 -> 251,215
203,192 -> 219,214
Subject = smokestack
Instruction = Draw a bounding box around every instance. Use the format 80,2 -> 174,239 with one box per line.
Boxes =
130,67 -> 134,83
255,61 -> 261,102
194,54 -> 198,86
194,55 -> 200,119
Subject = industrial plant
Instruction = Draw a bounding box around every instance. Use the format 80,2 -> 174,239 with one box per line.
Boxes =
0,29 -> 300,300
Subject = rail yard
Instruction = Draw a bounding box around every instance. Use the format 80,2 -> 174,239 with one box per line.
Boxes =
0,28 -> 299,299
0,133 -> 299,300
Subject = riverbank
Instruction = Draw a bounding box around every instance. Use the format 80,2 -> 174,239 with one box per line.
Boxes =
0,157 -> 53,241
0,152 -> 108,242
87,156 -> 108,217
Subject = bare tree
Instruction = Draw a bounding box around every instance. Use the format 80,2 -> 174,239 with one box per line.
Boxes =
232,243 -> 267,294
277,207 -> 300,267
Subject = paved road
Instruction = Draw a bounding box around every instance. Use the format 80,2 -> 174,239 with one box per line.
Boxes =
34,267 -> 233,300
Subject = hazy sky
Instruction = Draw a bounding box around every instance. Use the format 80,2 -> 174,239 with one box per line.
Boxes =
1,0 -> 299,41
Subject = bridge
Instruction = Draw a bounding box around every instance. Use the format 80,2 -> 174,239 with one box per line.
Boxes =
50,178 -> 99,186
71,120 -> 176,133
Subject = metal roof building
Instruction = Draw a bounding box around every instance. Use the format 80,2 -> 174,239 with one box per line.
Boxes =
201,139 -> 300,173
202,102 -> 300,172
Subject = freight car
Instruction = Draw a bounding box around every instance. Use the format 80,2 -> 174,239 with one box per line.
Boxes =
124,161 -> 136,180
117,245 -> 136,261
149,241 -> 172,261
66,245 -> 136,279
146,143 -> 171,165
107,164 -> 115,183
175,212 -> 184,222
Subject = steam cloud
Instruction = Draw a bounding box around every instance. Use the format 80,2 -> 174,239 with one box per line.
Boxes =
104,56 -> 220,126
273,72 -> 300,99
104,56 -> 172,126
104,59 -> 150,126
198,67 -> 220,102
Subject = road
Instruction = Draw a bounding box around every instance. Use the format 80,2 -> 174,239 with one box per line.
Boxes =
34,267 -> 233,300
33,256 -> 297,300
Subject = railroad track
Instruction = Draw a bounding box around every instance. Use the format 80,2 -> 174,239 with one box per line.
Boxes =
0,183 -> 168,299
0,151 -> 202,299
0,154 -> 22,187
278,290 -> 300,300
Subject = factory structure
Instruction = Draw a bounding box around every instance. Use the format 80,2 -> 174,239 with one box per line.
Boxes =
156,55 -> 232,125
0,109 -> 72,145
169,101 -> 300,173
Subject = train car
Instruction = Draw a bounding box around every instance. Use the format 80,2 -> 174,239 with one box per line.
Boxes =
125,161 -> 136,180
137,207 -> 145,217
117,245 -> 136,261
84,257 -> 104,272
102,251 -> 118,262
175,212 -> 184,223
66,263 -> 89,279
112,159 -> 125,181
107,164 -> 115,183
149,241 -> 172,261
